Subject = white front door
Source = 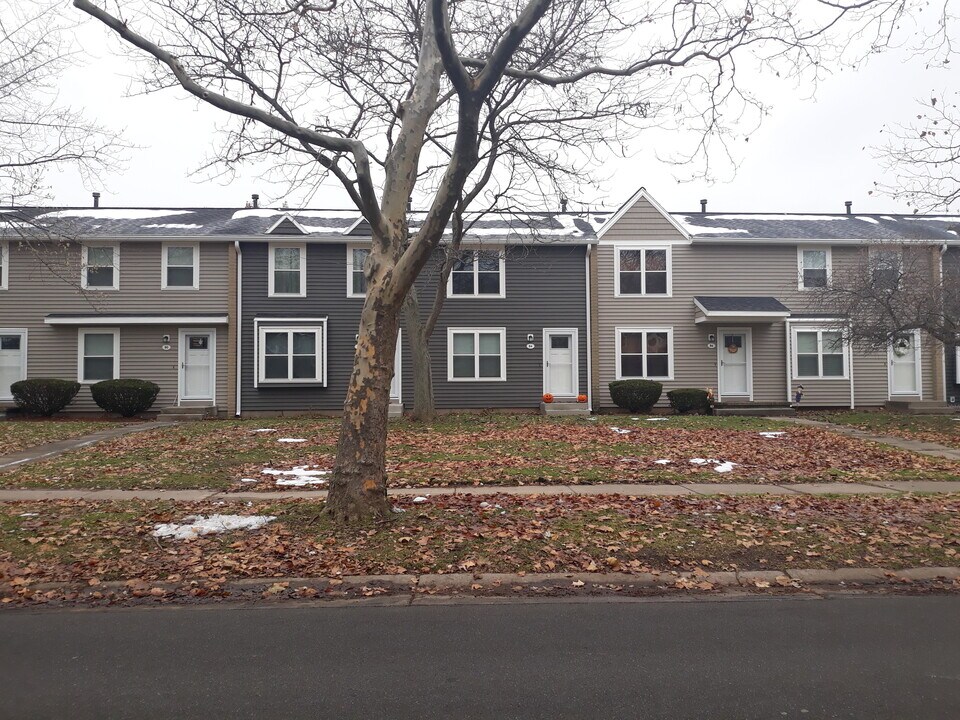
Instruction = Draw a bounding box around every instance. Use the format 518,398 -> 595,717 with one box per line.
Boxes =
718,329 -> 752,399
390,330 -> 402,402
543,329 -> 578,398
179,330 -> 215,403
0,330 -> 26,400
889,331 -> 921,396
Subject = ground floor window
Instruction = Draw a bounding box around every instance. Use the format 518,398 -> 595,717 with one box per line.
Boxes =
0,329 -> 26,399
257,325 -> 325,384
78,329 -> 119,383
615,327 -> 673,379
793,327 -> 846,379
447,327 -> 506,381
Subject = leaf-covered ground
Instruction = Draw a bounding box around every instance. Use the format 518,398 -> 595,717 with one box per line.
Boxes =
0,419 -> 130,456
1,494 -> 957,603
805,410 -> 960,449
0,413 -> 956,489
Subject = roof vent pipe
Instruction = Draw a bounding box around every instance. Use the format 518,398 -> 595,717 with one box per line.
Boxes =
252,193 -> 260,209
700,199 -> 707,213
844,200 -> 852,215
92,192 -> 101,208
560,197 -> 568,212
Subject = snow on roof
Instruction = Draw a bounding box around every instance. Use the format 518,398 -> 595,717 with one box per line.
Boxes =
674,212 -> 960,241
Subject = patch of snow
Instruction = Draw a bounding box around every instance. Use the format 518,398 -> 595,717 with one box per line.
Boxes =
275,477 -> 328,487
297,225 -> 350,234
141,223 -> 204,229
759,431 -> 786,439
239,478 -> 259,483
856,216 -> 880,224
609,427 -> 631,434
152,514 -> 276,541
689,458 -> 709,465
40,209 -> 195,220
412,496 -> 429,503
277,438 -> 307,443
713,461 -> 736,473
19,512 -> 38,517
654,459 -> 672,465
646,417 -> 669,422
253,428 -> 277,433
680,222 -> 751,235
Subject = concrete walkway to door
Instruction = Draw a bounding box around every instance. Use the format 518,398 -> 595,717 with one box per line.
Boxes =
780,416 -> 960,461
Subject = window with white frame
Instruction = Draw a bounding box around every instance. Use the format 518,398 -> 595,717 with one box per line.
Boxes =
78,329 -> 119,382
616,247 -> 670,296
162,243 -> 199,289
347,245 -> 369,297
81,243 -> 119,290
447,328 -> 506,381
793,328 -> 846,378
615,328 -> 673,379
448,250 -> 505,297
798,247 -> 830,289
258,326 -> 324,383
0,242 -> 8,289
870,247 -> 901,290
269,244 -> 306,297
0,329 -> 27,400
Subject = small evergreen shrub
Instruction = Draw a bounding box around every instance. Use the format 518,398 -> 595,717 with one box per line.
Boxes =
608,379 -> 663,413
10,378 -> 80,416
668,388 -> 712,415
91,379 -> 160,417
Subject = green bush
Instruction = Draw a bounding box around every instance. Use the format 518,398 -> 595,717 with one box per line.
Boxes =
90,379 -> 160,417
608,379 -> 663,413
10,378 -> 80,416
668,388 -> 712,415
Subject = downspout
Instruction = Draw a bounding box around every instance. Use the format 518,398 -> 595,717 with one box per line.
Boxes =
784,321 -> 792,403
848,321 -> 855,409
585,245 -> 593,412
235,241 -> 242,418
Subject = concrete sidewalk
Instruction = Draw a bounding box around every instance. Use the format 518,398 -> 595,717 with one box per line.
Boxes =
782,416 -> 960,460
0,479 -> 958,502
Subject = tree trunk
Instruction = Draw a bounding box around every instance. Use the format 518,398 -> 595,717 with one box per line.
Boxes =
326,283 -> 401,523
403,287 -> 437,423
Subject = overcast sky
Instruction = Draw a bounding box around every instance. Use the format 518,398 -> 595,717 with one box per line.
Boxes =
45,8 -> 954,216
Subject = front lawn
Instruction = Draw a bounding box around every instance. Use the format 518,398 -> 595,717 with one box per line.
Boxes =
0,419 -> 130,456
805,410 -> 960,449
0,413 -> 956,489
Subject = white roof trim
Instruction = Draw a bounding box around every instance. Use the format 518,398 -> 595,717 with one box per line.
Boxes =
341,217 -> 368,235
596,187 -> 691,241
45,315 -> 228,326
265,214 -> 308,235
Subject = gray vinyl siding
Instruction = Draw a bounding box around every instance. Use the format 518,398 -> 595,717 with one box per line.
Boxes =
944,248 -> 960,404
0,240 -> 230,412
594,196 -> 935,409
239,242 -> 589,413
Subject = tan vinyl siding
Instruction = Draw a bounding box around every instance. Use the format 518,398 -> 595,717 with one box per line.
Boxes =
0,241 -> 231,413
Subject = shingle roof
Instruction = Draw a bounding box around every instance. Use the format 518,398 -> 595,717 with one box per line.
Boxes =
0,207 -> 605,244
694,296 -> 791,313
675,213 -> 960,241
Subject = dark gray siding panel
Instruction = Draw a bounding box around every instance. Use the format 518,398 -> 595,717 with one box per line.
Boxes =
239,243 -> 588,412
945,249 -> 960,404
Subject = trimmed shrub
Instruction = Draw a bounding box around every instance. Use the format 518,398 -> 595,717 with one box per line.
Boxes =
10,378 -> 80,416
608,379 -> 663,413
91,379 -> 160,417
668,388 -> 712,415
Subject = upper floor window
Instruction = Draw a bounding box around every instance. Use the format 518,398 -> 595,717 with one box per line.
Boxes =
78,329 -> 119,383
448,250 -> 505,298
347,245 -> 369,297
81,243 -> 119,290
798,247 -> 830,289
162,243 -> 199,290
615,247 -> 670,296
870,247 -> 901,291
0,242 -> 7,290
615,327 -> 673,379
793,328 -> 846,379
269,243 -> 306,297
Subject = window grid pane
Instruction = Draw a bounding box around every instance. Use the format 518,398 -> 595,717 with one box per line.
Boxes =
274,270 -> 300,294
451,331 -> 502,380
261,329 -> 321,382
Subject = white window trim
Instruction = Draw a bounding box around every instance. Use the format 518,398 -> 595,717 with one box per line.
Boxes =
268,242 -> 307,298
446,327 -> 507,382
613,245 -> 673,297
0,328 -> 27,400
0,241 -> 8,290
254,320 -> 327,386
797,246 -> 832,291
446,248 -> 506,299
614,327 -> 675,380
77,328 -> 120,384
161,242 -> 200,290
955,345 -> 960,386
791,326 -> 849,380
80,242 -> 120,291
888,329 -> 923,399
346,243 -> 369,298
542,327 -> 580,398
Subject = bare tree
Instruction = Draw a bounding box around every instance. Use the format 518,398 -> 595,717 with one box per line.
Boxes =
75,0 -> 944,522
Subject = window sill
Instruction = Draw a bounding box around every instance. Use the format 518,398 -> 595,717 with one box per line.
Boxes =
447,377 -> 507,382
614,293 -> 672,299
258,381 -> 327,388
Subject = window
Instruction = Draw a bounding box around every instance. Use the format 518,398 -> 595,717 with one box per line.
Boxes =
0,242 -> 7,290
448,250 -> 505,297
81,243 -> 119,290
347,245 -> 369,297
78,329 -> 119,382
268,243 -> 306,297
0,329 -> 27,400
870,248 -> 901,291
615,328 -> 673,379
793,328 -> 846,379
257,326 -> 324,383
798,247 -> 830,289
615,247 -> 670,296
447,328 -> 506,381
162,243 -> 199,289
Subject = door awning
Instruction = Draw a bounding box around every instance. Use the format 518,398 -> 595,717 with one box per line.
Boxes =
694,296 -> 791,324
45,314 -> 228,326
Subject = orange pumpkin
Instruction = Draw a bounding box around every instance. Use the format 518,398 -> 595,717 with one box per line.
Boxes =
542,393 -> 554,403
577,394 -> 588,403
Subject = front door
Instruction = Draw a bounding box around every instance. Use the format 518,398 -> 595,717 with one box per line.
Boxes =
543,330 -> 578,398
889,331 -> 920,396
390,330 -> 402,402
0,331 -> 26,400
179,330 -> 215,403
718,329 -> 751,399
